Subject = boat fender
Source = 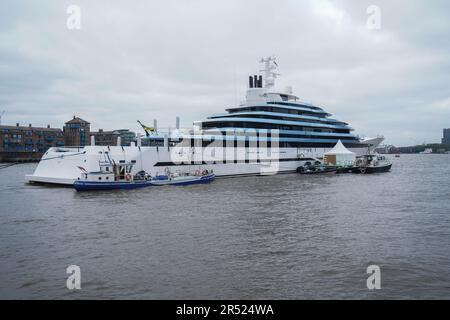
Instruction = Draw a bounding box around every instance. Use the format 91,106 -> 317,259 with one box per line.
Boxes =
125,174 -> 132,181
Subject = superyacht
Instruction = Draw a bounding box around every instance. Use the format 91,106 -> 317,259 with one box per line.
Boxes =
26,57 -> 383,185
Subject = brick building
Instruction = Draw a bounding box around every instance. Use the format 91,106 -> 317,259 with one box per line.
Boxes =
63,116 -> 90,147
90,129 -> 136,146
90,129 -> 119,146
0,123 -> 64,162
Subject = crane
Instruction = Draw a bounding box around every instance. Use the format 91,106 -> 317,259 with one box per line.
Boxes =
137,120 -> 156,137
0,110 -> 5,126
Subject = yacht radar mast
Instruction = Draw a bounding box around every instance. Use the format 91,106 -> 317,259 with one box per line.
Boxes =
259,56 -> 279,90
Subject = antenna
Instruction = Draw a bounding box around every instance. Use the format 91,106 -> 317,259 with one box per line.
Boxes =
259,56 -> 280,89
0,110 -> 5,126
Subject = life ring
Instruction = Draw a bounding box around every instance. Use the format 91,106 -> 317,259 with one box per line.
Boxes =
125,173 -> 132,181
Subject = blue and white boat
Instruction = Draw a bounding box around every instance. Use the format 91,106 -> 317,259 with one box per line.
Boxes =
74,180 -> 152,191
73,160 -> 152,191
150,170 -> 215,186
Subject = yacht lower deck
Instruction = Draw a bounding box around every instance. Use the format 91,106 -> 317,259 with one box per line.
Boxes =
25,145 -> 371,185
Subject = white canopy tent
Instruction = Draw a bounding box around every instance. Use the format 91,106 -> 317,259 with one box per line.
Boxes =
324,140 -> 356,166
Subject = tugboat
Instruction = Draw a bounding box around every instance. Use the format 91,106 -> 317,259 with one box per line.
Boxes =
350,155 -> 392,174
150,168 -> 215,186
73,161 -> 152,191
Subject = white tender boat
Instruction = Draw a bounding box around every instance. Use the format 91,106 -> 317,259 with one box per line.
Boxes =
150,170 -> 215,186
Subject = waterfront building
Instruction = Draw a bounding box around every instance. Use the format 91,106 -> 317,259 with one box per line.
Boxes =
91,129 -> 119,146
63,116 -> 90,147
115,129 -> 136,146
90,129 -> 136,146
0,123 -> 64,162
442,128 -> 450,145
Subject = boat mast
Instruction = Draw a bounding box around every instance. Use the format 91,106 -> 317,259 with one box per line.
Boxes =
259,56 -> 279,90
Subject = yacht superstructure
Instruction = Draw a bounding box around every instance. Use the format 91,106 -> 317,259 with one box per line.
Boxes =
26,57 -> 383,185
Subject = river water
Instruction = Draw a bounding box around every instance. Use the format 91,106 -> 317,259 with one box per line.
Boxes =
0,154 -> 449,299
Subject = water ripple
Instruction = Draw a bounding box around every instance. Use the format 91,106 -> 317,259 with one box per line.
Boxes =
0,155 -> 450,299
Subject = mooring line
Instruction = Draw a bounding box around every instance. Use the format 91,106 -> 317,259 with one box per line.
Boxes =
0,162 -> 21,170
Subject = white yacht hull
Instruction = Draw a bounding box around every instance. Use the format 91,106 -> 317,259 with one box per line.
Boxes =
25,144 -> 373,185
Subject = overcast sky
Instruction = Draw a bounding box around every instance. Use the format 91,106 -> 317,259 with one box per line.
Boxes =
1,0 -> 449,145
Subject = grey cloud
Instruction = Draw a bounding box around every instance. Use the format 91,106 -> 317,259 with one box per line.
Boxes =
0,0 -> 449,145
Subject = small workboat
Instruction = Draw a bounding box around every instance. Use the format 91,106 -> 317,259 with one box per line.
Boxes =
74,180 -> 152,191
296,162 -> 337,175
73,160 -> 152,191
150,169 -> 215,186
350,154 -> 392,174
